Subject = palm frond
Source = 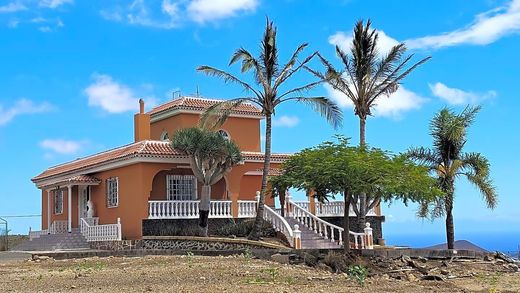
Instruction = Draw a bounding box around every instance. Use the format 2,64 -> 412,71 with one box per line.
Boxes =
285,96 -> 343,129
406,147 -> 439,170
199,98 -> 259,130
197,66 -> 262,98
460,152 -> 497,209
274,43 -> 309,87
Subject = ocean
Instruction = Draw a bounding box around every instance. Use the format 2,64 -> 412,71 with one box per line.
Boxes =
385,232 -> 520,257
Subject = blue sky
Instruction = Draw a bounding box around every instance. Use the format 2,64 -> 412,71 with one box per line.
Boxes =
1,0 -> 519,249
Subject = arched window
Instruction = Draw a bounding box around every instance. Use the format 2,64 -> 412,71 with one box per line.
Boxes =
218,129 -> 230,141
160,131 -> 169,141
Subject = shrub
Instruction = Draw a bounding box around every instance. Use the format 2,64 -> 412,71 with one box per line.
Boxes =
347,264 -> 368,286
323,252 -> 347,273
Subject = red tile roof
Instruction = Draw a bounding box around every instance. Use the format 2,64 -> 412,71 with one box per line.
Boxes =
32,141 -> 290,184
147,96 -> 263,117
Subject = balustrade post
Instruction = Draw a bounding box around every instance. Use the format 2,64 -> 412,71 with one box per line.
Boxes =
293,224 -> 302,249
364,222 -> 373,249
117,218 -> 122,241
285,194 -> 292,217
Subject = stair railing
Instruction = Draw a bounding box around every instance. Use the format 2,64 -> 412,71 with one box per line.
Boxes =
286,196 -> 369,249
255,191 -> 301,249
80,217 -> 121,242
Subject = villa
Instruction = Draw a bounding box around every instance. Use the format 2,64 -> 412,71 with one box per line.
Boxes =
26,97 -> 384,250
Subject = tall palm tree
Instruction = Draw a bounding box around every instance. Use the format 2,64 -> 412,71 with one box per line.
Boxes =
172,127 -> 243,237
408,106 -> 497,249
310,19 -> 431,230
197,18 -> 343,240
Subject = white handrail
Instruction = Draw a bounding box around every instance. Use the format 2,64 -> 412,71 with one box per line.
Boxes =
287,199 -> 367,249
80,217 -> 121,242
263,204 -> 295,247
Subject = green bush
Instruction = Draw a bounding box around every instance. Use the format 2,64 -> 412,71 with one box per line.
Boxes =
215,219 -> 275,237
347,264 -> 368,286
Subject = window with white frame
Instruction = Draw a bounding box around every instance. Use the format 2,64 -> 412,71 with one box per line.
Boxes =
166,175 -> 197,201
54,190 -> 63,214
106,177 -> 119,208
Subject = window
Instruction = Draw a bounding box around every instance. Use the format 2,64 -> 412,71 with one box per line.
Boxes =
166,175 -> 197,201
218,129 -> 230,141
106,177 -> 119,208
54,190 -> 63,214
160,131 -> 169,141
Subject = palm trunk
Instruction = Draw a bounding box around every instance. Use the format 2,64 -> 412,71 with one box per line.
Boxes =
343,189 -> 352,254
249,113 -> 272,240
445,192 -> 455,250
199,185 -> 211,237
358,116 -> 367,232
359,116 -> 366,148
279,188 -> 286,217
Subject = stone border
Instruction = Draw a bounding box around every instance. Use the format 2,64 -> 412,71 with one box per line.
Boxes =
88,237 -> 290,252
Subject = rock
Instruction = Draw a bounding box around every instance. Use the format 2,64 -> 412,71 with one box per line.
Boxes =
484,255 -> 493,262
417,256 -> 428,263
401,255 -> 412,264
406,273 -> 417,282
440,269 -> 450,276
270,253 -> 290,265
507,263 -> 519,271
421,274 -> 444,281
70,285 -> 77,289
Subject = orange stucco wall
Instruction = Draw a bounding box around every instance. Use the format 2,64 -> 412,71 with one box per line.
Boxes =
150,113 -> 261,152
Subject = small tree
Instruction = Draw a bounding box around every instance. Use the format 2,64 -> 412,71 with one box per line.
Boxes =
407,106 -> 496,249
172,128 -> 243,236
274,137 -> 440,253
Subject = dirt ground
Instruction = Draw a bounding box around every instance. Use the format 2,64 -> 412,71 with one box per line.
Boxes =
0,254 -> 519,293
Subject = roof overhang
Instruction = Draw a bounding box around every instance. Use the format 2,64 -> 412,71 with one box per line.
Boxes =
150,108 -> 264,123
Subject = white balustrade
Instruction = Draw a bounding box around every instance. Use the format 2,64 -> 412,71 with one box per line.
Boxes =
286,199 -> 372,249
149,200 -> 249,219
28,229 -> 48,240
293,200 -> 378,217
262,204 -> 295,247
209,201 -> 232,218
80,217 -> 121,242
49,220 -> 68,234
237,200 -> 257,218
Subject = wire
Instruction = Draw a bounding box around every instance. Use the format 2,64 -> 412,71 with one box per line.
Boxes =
0,215 -> 41,218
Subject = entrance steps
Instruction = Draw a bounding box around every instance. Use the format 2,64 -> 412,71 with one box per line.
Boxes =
13,229 -> 89,251
284,217 -> 342,249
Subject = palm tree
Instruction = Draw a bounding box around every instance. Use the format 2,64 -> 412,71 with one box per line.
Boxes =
310,19 -> 431,230
407,106 -> 497,249
197,18 -> 343,240
172,127 -> 243,237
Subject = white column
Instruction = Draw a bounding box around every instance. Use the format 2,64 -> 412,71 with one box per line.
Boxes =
47,189 -> 51,234
67,185 -> 72,233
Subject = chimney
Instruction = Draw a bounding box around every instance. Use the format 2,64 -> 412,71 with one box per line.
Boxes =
134,99 -> 151,142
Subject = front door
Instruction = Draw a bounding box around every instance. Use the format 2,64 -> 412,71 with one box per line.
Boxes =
78,186 -> 90,221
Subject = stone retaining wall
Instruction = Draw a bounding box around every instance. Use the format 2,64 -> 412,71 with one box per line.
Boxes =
89,236 -> 288,252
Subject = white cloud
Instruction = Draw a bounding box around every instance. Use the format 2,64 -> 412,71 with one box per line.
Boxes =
406,0 -> 520,49
429,82 -> 496,105
40,139 -> 82,155
329,30 -> 400,55
0,1 -> 27,13
0,99 -> 53,126
273,115 -> 299,128
84,74 -> 156,114
39,0 -> 74,9
102,0 -> 258,29
188,0 -> 258,23
325,84 -> 426,119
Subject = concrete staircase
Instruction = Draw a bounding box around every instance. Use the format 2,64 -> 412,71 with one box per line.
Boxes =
284,217 -> 342,249
13,229 -> 90,251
